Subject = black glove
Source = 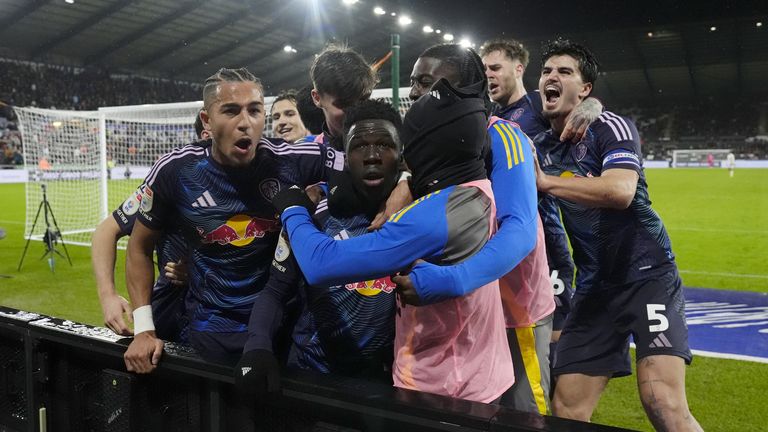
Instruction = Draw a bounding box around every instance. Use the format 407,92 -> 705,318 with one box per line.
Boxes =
272,185 -> 316,215
234,349 -> 281,395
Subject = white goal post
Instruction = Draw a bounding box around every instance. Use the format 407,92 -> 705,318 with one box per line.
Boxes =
16,88 -> 413,247
671,149 -> 733,168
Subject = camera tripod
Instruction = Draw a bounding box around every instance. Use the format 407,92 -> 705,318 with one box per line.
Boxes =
18,184 -> 72,273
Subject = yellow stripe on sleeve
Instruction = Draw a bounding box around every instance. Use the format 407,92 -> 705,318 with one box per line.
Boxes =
493,124 -> 513,169
502,122 -> 522,165
390,190 -> 441,223
506,123 -> 526,164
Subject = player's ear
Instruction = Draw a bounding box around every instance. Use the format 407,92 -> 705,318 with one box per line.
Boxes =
311,89 -> 322,108
579,82 -> 592,100
200,110 -> 211,130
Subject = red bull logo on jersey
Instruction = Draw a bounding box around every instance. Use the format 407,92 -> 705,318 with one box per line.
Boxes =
197,214 -> 278,247
344,277 -> 395,296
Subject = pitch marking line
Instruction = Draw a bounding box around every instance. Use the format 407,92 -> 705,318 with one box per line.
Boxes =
679,270 -> 768,280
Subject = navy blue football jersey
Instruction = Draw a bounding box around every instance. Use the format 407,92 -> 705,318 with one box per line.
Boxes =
137,138 -> 331,333
247,198 -> 395,377
534,111 -> 676,293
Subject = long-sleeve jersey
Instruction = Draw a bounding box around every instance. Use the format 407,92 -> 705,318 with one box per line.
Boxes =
136,138 -> 330,333
496,92 -> 575,310
407,117 -> 555,327
534,111 -> 676,293
281,180 -> 514,403
246,198 -> 395,377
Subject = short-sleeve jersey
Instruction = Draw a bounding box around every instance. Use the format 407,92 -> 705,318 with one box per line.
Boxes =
137,138 -> 330,333
493,91 -> 548,138
534,111 -> 676,293
250,198 -> 396,376
113,189 -> 186,293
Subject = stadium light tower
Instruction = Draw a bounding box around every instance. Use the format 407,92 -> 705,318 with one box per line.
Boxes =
373,6 -> 386,15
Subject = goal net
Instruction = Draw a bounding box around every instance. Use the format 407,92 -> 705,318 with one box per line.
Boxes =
671,149 -> 732,168
16,88 -> 413,248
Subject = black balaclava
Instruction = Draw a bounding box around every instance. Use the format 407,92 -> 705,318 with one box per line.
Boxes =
401,76 -> 490,198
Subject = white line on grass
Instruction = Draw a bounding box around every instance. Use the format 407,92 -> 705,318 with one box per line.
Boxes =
679,270 -> 768,279
0,220 -> 24,225
667,227 -> 768,235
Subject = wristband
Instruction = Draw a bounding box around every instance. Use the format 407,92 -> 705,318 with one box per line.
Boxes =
132,305 -> 155,335
398,171 -> 412,183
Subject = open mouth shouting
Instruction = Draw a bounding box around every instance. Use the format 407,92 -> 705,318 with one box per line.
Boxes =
543,83 -> 561,110
233,137 -> 253,154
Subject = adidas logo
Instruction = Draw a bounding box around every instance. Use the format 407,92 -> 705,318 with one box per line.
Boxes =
429,90 -> 441,100
191,191 -> 217,208
241,367 -> 251,376
649,333 -> 672,348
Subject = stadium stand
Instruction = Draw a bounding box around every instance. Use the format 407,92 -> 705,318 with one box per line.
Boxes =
2,59 -> 766,162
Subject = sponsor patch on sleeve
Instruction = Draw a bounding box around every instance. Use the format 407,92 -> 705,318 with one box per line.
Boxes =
122,188 -> 143,216
602,150 -> 640,167
140,185 -> 154,213
274,230 -> 291,262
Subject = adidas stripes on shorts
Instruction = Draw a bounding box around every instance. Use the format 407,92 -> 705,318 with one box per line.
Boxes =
553,269 -> 692,378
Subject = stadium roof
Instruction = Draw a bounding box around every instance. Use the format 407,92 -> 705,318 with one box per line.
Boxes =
0,0 -> 766,104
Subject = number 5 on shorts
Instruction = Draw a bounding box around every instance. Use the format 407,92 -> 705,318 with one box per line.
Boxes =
646,304 -> 669,332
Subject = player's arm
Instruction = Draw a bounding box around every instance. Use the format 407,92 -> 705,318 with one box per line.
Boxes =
236,234 -> 300,394
244,235 -> 300,354
124,220 -> 164,374
560,97 -> 603,142
537,114 -> 642,209
276,191 -> 444,287
92,215 -> 132,335
536,167 -> 638,209
398,124 -> 538,304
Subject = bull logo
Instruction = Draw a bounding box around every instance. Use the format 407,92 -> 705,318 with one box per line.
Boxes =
197,214 -> 278,247
344,277 -> 395,296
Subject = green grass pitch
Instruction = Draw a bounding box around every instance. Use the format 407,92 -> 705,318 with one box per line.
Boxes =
0,168 -> 766,431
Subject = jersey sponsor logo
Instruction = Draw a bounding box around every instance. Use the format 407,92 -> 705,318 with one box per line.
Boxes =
259,178 -> 280,202
140,186 -> 153,213
345,277 -> 395,296
196,214 -> 278,247
511,108 -> 524,121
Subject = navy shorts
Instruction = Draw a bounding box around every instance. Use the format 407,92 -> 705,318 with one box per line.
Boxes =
553,270 -> 692,378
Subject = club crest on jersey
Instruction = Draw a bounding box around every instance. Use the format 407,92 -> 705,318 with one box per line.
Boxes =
511,108 -> 525,121
139,186 -> 153,212
122,187 -> 143,216
345,277 -> 395,296
575,142 -> 588,161
259,179 -> 280,202
196,214 -> 278,247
